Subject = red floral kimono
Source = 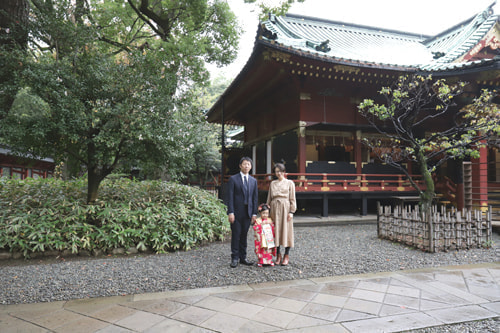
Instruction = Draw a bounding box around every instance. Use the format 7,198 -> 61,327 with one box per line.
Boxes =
253,217 -> 276,266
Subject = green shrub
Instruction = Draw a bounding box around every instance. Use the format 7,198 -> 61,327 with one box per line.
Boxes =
0,177 -> 229,258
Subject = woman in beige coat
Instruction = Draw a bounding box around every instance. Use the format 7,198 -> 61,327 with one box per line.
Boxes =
266,163 -> 296,266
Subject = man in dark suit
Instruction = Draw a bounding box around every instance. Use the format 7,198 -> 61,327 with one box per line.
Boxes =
227,156 -> 258,268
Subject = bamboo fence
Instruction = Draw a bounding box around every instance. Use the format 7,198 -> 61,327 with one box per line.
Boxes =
377,203 -> 492,252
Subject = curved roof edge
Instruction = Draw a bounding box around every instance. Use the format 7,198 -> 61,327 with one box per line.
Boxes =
282,13 -> 431,40
424,2 -> 497,44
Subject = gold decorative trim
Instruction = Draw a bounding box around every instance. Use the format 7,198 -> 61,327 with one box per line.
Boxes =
263,50 -> 291,62
333,65 -> 361,74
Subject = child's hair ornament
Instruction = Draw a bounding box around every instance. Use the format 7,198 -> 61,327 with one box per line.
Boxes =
258,204 -> 270,212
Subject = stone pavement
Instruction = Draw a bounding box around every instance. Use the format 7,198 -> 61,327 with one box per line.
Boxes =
0,262 -> 498,332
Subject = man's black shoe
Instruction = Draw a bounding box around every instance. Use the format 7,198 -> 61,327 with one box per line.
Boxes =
230,259 -> 239,268
240,258 -> 254,266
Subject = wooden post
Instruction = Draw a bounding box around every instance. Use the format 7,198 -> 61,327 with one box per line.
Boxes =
377,201 -> 380,237
355,130 -> 362,174
471,145 -> 488,211
298,122 -> 307,174
322,193 -> 328,217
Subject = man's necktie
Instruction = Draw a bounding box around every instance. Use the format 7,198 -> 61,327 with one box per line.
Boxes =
244,176 -> 249,204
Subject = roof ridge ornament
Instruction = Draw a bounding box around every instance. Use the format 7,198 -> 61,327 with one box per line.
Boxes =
306,40 -> 331,53
476,3 -> 494,26
432,51 -> 446,59
261,24 -> 278,40
426,2 -> 497,63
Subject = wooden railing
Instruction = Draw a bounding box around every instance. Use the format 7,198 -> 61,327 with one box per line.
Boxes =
249,173 -> 424,193
433,175 -> 457,204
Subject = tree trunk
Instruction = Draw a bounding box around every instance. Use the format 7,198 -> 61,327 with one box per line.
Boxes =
87,168 -> 102,204
86,140 -> 107,202
0,0 -> 29,47
416,149 -> 435,252
85,139 -> 114,225
0,0 -> 29,114
86,166 -> 104,227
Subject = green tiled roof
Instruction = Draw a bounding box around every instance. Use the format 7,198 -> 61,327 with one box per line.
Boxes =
260,4 -> 499,72
422,8 -> 498,70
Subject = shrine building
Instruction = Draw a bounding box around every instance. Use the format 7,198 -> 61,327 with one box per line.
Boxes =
207,4 -> 500,217
0,146 -> 54,179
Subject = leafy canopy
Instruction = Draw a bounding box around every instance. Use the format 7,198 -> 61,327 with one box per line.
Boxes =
0,0 -> 241,203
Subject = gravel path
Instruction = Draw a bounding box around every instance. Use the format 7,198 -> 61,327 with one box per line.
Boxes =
1,224 -> 499,331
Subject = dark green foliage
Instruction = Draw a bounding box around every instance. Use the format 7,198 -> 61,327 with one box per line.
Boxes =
0,177 -> 229,258
0,0 -> 242,204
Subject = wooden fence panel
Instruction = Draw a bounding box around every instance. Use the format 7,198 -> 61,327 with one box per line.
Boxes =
377,203 -> 492,252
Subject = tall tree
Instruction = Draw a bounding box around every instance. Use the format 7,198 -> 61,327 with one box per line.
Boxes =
0,0 -> 240,207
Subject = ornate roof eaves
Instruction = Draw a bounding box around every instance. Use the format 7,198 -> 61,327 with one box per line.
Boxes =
417,58 -> 500,75
257,37 -> 500,78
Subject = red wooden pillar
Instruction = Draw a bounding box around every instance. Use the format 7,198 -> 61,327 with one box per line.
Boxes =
471,145 -> 488,210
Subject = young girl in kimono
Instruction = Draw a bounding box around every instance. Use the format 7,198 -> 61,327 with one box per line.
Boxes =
253,204 -> 276,267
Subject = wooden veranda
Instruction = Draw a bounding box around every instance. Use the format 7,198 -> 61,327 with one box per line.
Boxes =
217,172 -> 424,217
